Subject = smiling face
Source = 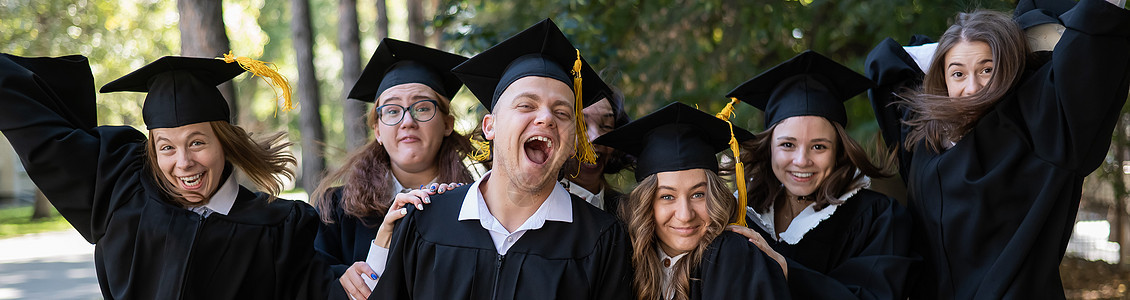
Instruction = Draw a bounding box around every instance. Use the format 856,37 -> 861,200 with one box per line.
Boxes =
943,40 -> 994,98
652,169 -> 710,256
770,116 -> 837,199
152,122 -> 227,203
373,83 -> 455,175
482,76 -> 576,193
562,98 -> 615,186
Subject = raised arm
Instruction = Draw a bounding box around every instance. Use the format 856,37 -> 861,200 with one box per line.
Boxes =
865,38 -> 927,181
1023,0 -> 1130,171
0,54 -> 146,243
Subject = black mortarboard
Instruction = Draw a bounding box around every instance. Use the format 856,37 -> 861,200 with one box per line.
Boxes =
451,18 -> 610,112
1014,0 -> 1075,29
594,102 -> 754,182
348,38 -> 468,102
726,50 -> 873,128
100,56 -> 245,129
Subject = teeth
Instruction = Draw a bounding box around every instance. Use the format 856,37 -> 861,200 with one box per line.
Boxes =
792,172 -> 813,178
179,173 -> 203,186
526,136 -> 552,149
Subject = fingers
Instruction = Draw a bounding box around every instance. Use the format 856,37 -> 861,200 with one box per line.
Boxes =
342,262 -> 374,299
392,191 -> 428,211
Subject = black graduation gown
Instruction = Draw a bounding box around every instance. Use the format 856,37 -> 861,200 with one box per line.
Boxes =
0,54 -> 332,299
689,231 -> 791,300
865,0 -> 1130,298
371,185 -> 635,299
748,189 -> 914,299
314,187 -> 384,278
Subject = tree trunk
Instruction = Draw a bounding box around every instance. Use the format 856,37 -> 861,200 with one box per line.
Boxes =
292,0 -> 327,198
406,0 -> 426,44
339,0 -> 368,151
376,0 -> 389,40
177,0 -> 238,123
429,0 -> 447,49
30,188 -> 51,220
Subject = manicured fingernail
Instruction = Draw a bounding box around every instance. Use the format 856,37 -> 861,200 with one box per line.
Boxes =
370,273 -> 378,280
423,197 -> 431,204
439,186 -> 446,193
399,208 -> 407,215
419,185 -> 425,189
416,204 -> 424,210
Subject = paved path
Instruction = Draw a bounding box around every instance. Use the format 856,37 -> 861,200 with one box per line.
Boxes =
0,230 -> 100,300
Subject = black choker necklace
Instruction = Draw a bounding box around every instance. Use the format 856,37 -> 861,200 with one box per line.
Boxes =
796,195 -> 812,202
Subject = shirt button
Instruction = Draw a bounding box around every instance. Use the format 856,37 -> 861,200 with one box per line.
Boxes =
663,258 -> 671,268
506,236 -> 514,243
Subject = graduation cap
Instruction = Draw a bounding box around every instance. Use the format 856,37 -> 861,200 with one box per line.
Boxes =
453,18 -> 611,164
594,102 -> 753,182
348,38 -> 468,102
725,50 -> 874,129
100,54 -> 293,129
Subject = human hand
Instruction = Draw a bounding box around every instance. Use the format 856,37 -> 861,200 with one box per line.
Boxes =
340,261 -> 376,300
727,225 -> 789,278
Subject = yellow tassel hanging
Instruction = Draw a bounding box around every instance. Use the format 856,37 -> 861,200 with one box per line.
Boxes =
570,49 -> 596,165
469,137 -> 491,161
220,52 -> 296,116
717,97 -> 748,227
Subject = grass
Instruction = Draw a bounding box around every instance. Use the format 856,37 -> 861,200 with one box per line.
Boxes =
0,205 -> 74,239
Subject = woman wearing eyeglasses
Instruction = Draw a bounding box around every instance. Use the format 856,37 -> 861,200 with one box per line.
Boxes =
311,38 -> 475,300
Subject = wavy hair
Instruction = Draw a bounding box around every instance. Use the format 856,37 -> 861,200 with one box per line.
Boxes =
740,120 -> 895,213
623,170 -> 738,300
312,93 -> 474,225
145,121 -> 296,207
902,9 -> 1028,152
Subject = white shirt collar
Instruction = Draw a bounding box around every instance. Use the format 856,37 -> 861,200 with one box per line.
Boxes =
193,172 -> 238,216
458,171 -> 573,254
658,246 -> 689,300
746,176 -> 871,244
560,179 -> 604,210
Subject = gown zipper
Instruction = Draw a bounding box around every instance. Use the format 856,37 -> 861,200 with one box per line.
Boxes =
177,213 -> 206,300
490,254 -> 505,299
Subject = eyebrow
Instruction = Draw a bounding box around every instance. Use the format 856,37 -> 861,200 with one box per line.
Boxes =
948,59 -> 993,68
657,181 -> 708,191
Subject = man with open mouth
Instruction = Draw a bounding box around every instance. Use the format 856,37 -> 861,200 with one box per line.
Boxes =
369,19 -> 634,299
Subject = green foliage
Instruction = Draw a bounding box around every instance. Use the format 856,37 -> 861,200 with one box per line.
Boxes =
0,205 -> 72,238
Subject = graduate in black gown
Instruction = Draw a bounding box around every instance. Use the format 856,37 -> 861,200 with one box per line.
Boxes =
310,38 -> 474,299
369,18 -> 633,299
865,0 -> 1130,298
594,102 -> 788,300
720,51 -> 915,299
559,83 -> 634,220
0,54 -> 333,299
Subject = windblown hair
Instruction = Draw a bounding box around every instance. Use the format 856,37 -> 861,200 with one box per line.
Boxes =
145,121 -> 296,207
902,9 -> 1028,152
741,120 -> 895,213
312,94 -> 473,225
623,170 -> 738,300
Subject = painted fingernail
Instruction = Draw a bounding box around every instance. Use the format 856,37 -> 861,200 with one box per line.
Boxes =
370,273 -> 378,280
439,186 -> 446,193
416,204 -> 424,211
423,197 -> 431,204
400,208 -> 407,215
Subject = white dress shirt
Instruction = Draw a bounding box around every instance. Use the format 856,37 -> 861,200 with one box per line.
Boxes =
560,179 -> 605,210
188,173 -> 238,217
658,246 -> 689,300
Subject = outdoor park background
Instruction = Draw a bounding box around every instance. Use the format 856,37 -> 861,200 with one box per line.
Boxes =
0,0 -> 1128,299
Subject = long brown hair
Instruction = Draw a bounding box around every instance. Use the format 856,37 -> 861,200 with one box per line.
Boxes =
623,170 -> 738,300
312,94 -> 474,225
742,120 -> 895,213
902,9 -> 1028,152
145,121 -> 297,207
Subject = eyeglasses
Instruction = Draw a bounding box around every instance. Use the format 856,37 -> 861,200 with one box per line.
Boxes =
376,99 -> 439,126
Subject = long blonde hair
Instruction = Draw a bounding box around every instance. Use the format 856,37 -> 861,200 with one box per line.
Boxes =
145,121 -> 296,207
623,169 -> 738,300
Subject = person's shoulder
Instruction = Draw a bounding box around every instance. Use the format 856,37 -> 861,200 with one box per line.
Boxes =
710,231 -> 761,255
569,193 -> 621,233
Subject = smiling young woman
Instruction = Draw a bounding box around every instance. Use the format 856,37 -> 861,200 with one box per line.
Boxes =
0,54 -> 331,299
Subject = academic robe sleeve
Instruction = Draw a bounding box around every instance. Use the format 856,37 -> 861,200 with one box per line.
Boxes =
0,54 -> 145,243
695,231 -> 790,300
1023,0 -> 1130,172
864,38 -> 925,182
591,219 -> 635,299
275,201 -> 336,299
783,196 -> 916,300
369,205 -> 420,300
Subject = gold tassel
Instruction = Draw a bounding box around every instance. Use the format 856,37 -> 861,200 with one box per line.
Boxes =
221,52 -> 296,116
469,137 -> 491,161
571,49 -> 596,165
717,97 -> 748,227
